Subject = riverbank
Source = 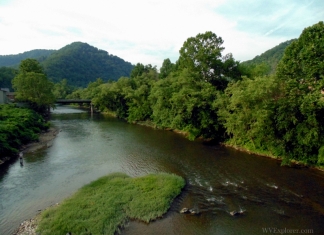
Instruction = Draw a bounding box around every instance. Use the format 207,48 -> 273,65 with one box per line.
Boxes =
221,142 -> 324,172
21,127 -> 59,154
14,173 -> 185,235
133,119 -> 324,172
0,127 -> 59,166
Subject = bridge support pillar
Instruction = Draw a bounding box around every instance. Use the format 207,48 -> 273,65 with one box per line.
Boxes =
90,103 -> 93,114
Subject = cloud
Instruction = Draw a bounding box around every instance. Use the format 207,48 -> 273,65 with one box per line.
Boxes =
0,0 -> 323,68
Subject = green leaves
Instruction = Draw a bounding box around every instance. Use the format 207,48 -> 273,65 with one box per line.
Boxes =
177,31 -> 240,89
12,59 -> 55,113
0,104 -> 48,158
217,76 -> 281,154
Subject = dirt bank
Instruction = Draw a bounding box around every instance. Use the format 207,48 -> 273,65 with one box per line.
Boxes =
0,127 -> 59,166
21,127 -> 59,154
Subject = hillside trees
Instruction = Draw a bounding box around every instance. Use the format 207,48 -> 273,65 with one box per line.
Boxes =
274,21 -> 324,164
42,42 -> 133,87
12,59 -> 55,113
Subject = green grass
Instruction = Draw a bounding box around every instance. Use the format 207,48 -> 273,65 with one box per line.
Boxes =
37,172 -> 185,235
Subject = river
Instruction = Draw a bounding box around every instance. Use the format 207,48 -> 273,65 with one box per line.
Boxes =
1,106 -> 324,235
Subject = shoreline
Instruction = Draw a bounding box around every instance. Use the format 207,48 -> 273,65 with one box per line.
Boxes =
0,127 -> 59,166
21,127 -> 60,154
134,120 -> 324,172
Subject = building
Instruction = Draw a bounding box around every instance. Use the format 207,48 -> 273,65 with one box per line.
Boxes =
0,88 -> 11,104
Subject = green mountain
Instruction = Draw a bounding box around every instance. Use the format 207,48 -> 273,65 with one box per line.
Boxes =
241,39 -> 296,74
0,42 -> 134,88
0,49 -> 55,67
42,42 -> 134,87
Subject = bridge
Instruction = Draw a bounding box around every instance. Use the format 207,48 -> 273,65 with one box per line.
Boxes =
56,99 -> 91,104
55,99 -> 94,113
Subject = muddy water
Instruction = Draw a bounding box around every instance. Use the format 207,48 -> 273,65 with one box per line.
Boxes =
1,106 -> 324,234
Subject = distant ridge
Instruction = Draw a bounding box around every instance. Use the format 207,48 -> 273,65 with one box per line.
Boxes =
0,49 -> 55,67
0,42 -> 134,87
42,42 -> 133,87
241,39 -> 296,74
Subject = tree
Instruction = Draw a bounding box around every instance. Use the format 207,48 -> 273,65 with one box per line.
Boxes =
274,21 -> 324,164
19,58 -> 44,73
217,76 -> 282,154
276,21 -> 324,82
150,69 -> 222,140
159,58 -> 175,79
0,67 -> 18,90
53,79 -> 74,99
12,59 -> 55,113
177,31 -> 240,89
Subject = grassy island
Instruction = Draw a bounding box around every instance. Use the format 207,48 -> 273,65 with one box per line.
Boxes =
37,173 -> 185,235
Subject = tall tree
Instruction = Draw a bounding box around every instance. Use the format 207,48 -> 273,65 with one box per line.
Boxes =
177,31 -> 240,89
12,59 -> 55,113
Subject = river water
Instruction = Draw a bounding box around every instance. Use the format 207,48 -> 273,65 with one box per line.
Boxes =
1,106 -> 324,235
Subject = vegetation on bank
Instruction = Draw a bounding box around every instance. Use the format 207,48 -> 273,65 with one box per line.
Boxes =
66,21 -> 324,167
37,173 -> 185,235
0,104 -> 49,161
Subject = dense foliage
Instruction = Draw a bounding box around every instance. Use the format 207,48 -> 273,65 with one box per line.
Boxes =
37,173 -> 185,235
72,22 -> 324,167
219,21 -> 324,165
0,67 -> 17,90
12,59 -> 56,113
42,42 -> 133,87
0,104 -> 49,160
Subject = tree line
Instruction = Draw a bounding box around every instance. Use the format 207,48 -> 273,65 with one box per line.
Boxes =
5,21 -> 324,167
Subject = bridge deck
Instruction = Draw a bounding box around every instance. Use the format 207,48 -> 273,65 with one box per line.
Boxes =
56,99 -> 91,104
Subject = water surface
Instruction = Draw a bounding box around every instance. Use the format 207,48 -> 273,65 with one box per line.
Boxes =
1,106 -> 324,234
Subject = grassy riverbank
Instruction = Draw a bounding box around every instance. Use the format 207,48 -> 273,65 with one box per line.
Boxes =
36,172 -> 185,235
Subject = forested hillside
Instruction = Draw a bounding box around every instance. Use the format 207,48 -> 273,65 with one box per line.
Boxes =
42,42 -> 133,87
241,39 -> 296,75
0,42 -> 133,88
0,49 -> 55,67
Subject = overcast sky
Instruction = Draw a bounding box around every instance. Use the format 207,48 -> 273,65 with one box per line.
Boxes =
0,0 -> 323,68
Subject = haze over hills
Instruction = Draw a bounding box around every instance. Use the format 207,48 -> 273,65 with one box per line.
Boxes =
0,42 -> 134,87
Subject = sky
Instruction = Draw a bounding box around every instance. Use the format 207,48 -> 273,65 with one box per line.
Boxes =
0,0 -> 323,68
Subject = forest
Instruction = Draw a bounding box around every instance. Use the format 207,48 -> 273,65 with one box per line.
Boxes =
66,21 -> 324,167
